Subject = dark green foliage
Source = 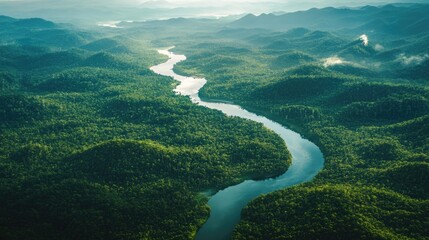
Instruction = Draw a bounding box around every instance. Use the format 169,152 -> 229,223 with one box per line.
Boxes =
331,83 -> 426,104
271,105 -> 322,122
283,64 -> 332,76
0,72 -> 19,91
0,21 -> 291,239
2,6 -> 429,239
81,38 -> 131,54
66,140 -> 178,184
0,178 -> 208,240
255,75 -> 344,101
67,140 -> 215,188
26,29 -> 89,49
9,143 -> 51,164
7,51 -> 85,71
377,162 -> 429,199
173,15 -> 429,239
356,138 -> 403,161
338,43 -> 376,58
327,64 -> 375,77
386,115 -> 429,151
230,139 -> 291,179
340,95 -> 429,124
81,38 -> 120,51
272,51 -> 315,68
37,67 -> 127,92
29,51 -> 84,69
234,185 -> 429,240
81,52 -> 131,69
66,139 -> 289,188
0,95 -> 54,123
105,95 -> 188,124
399,59 -> 429,80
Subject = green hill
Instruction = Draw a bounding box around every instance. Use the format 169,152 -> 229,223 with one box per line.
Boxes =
271,51 -> 315,68
65,139 -> 211,185
0,176 -> 208,240
234,185 -> 429,240
81,52 -> 132,69
0,95 -> 56,123
376,162 -> 429,199
0,16 -> 91,49
254,75 -> 344,101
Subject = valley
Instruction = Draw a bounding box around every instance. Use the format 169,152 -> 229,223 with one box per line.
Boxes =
1,2 -> 428,240
151,48 -> 323,240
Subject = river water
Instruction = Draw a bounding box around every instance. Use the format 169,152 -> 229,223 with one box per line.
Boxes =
150,48 -> 324,240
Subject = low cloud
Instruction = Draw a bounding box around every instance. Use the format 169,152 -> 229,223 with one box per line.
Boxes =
396,53 -> 429,66
323,56 -> 344,67
97,21 -> 123,28
374,44 -> 384,51
359,34 -> 369,46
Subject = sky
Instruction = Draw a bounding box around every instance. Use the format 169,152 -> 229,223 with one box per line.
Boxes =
138,0 -> 399,8
145,0 -> 429,13
0,0 -> 423,9
0,0 -> 427,23
67,0 -> 429,7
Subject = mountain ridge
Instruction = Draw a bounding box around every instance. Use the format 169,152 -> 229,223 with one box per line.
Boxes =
230,4 -> 429,36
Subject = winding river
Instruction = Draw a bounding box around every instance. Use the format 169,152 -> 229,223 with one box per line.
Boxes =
150,48 -> 324,240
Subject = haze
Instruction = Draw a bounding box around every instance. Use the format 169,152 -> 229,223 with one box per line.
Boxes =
0,0 -> 427,24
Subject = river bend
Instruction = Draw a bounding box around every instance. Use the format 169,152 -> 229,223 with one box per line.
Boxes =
150,48 -> 324,240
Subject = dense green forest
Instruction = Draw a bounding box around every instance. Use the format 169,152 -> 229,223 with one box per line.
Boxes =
1,3 -> 429,240
0,16 -> 290,239
166,4 -> 429,239
235,185 -> 429,239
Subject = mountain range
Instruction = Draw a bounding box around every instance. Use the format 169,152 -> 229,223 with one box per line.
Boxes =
230,4 -> 429,37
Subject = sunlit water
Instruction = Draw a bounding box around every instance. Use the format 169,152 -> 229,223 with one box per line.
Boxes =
150,48 -> 325,240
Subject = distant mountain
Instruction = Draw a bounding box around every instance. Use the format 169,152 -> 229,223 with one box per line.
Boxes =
337,39 -> 377,59
271,51 -> 315,69
0,15 -> 16,23
80,38 -> 131,54
81,38 -> 120,51
242,28 -> 349,56
0,1 -> 245,25
13,18 -> 56,29
121,17 -> 219,29
230,4 -> 429,37
0,16 -> 92,49
217,28 -> 272,39
81,52 -> 132,69
0,15 -> 53,27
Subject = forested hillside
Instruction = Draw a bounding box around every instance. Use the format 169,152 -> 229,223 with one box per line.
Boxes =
1,2 -> 428,239
168,4 -> 429,239
0,16 -> 290,239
